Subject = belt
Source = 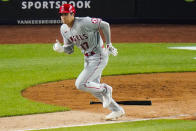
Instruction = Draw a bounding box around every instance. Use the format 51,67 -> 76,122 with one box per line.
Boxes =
84,51 -> 95,57
84,45 -> 105,57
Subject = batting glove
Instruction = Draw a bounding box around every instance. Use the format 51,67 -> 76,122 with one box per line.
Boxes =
53,40 -> 64,53
106,43 -> 118,56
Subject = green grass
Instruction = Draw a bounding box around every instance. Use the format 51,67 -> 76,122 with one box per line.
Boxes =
184,0 -> 195,3
0,43 -> 196,117
1,0 -> 9,2
34,119 -> 196,131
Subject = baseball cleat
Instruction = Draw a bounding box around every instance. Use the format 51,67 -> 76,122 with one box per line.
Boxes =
102,85 -> 112,108
104,109 -> 125,121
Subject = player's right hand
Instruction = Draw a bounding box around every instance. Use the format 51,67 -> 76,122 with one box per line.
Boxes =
53,39 -> 64,53
106,43 -> 118,56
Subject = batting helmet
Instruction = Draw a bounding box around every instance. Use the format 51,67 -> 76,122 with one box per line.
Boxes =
59,4 -> 76,14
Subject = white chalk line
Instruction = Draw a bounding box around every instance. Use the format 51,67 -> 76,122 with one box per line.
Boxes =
168,46 -> 196,50
17,114 -> 192,131
168,46 -> 196,59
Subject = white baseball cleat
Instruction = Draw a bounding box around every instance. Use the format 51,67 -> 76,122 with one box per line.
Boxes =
104,109 -> 125,121
102,85 -> 112,108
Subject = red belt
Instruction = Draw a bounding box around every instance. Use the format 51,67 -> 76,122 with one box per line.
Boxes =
84,51 -> 95,56
84,45 -> 104,57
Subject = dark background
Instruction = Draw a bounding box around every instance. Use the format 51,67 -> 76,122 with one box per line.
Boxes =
0,0 -> 196,24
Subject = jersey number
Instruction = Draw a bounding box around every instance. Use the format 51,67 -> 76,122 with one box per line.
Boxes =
81,42 -> 89,50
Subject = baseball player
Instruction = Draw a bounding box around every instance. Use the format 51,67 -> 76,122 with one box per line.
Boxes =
53,4 -> 125,120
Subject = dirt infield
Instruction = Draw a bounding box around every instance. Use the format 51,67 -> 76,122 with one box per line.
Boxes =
23,72 -> 196,119
1,24 -> 196,44
1,24 -> 196,130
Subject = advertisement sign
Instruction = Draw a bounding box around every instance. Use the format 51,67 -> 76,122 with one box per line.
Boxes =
137,0 -> 196,18
0,0 -> 135,24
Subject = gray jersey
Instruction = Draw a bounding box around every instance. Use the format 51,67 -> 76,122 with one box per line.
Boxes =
60,16 -> 123,113
60,17 -> 104,55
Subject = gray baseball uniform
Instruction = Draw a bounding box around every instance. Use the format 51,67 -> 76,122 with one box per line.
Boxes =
60,17 -> 122,112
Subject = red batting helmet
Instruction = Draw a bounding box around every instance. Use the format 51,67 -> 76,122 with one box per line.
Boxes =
59,4 -> 76,14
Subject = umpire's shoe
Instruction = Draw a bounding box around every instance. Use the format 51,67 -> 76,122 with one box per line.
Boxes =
102,84 -> 112,108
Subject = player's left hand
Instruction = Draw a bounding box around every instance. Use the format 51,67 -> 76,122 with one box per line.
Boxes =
106,43 -> 118,56
53,40 -> 64,53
